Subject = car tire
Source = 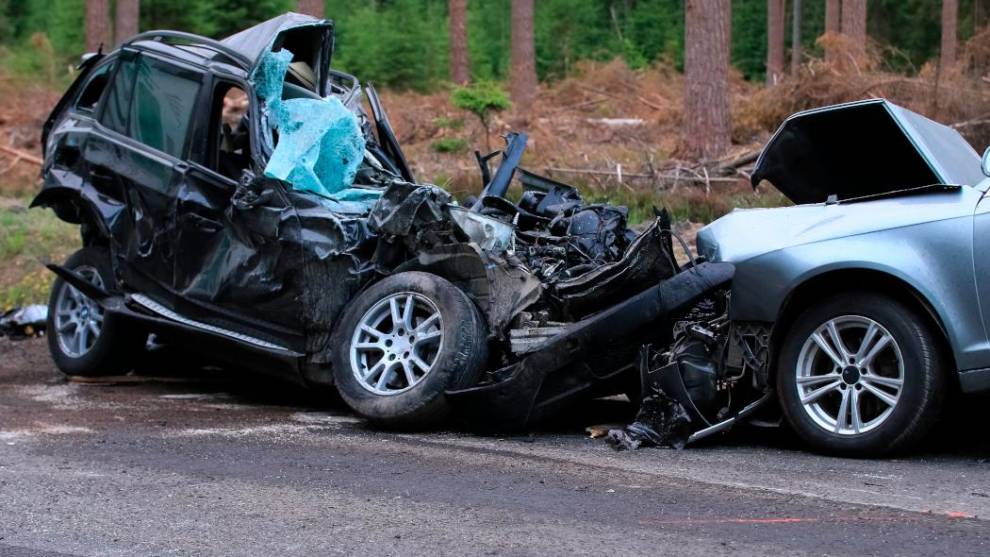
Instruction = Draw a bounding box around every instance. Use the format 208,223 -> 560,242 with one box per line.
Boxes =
776,292 -> 945,457
47,246 -> 145,377
330,271 -> 488,429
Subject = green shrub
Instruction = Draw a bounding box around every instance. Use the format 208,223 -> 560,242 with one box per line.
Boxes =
432,116 -> 465,130
431,137 -> 469,153
450,81 -> 510,151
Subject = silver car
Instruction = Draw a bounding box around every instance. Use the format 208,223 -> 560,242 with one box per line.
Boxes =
697,98 -> 990,455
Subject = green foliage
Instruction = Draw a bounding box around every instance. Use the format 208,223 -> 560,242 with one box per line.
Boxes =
431,137 -> 469,153
192,0 -> 293,39
433,115 -> 464,130
451,81 -> 510,124
0,205 -> 79,310
0,0 -> 984,88
732,0 -> 767,81
451,80 -> 510,150
332,0 -> 448,91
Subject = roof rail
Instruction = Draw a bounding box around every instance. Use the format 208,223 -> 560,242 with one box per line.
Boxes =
124,30 -> 252,69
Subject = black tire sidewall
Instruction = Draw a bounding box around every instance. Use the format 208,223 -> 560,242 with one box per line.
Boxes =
47,246 -> 139,377
776,292 -> 944,456
330,271 -> 488,428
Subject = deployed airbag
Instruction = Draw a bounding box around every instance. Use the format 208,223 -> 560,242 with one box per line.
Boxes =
253,49 -> 367,200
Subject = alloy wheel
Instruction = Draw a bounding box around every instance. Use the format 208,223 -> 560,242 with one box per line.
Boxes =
349,292 -> 444,395
795,315 -> 905,436
53,266 -> 105,358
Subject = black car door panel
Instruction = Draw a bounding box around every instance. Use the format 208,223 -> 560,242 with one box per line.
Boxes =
173,162 -> 305,336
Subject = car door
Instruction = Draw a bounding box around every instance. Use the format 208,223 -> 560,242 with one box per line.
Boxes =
171,75 -> 305,346
84,50 -> 203,304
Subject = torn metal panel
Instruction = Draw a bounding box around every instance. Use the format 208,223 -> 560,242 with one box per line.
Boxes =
287,187 -> 379,361
551,217 -> 678,318
221,13 -> 335,96
367,180 -> 452,239
447,263 -> 736,429
397,242 -> 543,337
173,171 -> 305,337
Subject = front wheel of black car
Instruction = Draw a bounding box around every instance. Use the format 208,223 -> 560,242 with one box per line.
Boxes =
776,292 -> 945,457
330,272 -> 488,429
47,247 -> 144,377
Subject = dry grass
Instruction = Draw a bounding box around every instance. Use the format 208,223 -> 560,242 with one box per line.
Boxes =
735,32 -> 990,148
0,199 -> 79,311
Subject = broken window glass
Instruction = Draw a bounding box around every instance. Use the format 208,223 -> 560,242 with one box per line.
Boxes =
74,61 -> 115,114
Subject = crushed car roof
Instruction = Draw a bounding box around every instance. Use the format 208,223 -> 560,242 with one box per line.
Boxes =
221,12 -> 332,69
751,98 -> 984,204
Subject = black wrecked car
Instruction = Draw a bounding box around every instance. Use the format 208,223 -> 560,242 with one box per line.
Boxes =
36,14 -> 734,430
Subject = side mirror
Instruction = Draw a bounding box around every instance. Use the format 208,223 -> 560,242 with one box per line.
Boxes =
982,147 -> 990,177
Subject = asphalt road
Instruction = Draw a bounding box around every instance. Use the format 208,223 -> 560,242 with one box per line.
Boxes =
1,337 -> 989,556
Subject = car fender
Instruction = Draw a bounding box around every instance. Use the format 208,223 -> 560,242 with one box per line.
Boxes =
394,243 -> 542,338
728,217 -> 987,372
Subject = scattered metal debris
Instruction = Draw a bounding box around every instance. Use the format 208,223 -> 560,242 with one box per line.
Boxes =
0,305 -> 47,339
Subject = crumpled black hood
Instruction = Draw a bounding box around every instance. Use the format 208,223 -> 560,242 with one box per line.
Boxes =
751,99 -> 984,204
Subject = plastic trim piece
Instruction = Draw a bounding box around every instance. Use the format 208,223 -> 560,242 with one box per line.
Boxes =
130,294 -> 290,352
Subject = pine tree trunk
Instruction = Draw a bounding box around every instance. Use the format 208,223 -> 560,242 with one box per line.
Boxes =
297,0 -> 325,18
449,0 -> 470,85
510,0 -> 537,118
791,0 -> 802,74
824,0 -> 841,63
826,0 -> 841,33
682,0 -> 731,160
766,0 -> 785,84
85,0 -> 110,52
114,0 -> 140,45
841,0 -> 867,58
941,0 -> 958,73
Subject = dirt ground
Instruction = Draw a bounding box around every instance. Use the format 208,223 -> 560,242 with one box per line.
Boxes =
2,337 -> 989,556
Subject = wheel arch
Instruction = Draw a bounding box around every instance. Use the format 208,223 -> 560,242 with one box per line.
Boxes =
392,245 -> 541,338
32,187 -> 111,247
769,267 -> 957,384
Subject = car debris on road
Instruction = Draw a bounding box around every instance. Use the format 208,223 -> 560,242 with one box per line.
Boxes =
0,304 -> 48,339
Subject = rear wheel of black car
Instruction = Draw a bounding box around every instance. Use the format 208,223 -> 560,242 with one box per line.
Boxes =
776,292 -> 945,456
330,272 -> 488,428
47,247 -> 144,377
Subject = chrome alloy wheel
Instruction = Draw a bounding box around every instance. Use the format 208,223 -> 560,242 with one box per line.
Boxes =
349,292 -> 444,396
53,265 -> 105,358
795,315 -> 905,436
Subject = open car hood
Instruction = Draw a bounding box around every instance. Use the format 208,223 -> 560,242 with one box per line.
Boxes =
751,99 -> 984,204
221,12 -> 334,96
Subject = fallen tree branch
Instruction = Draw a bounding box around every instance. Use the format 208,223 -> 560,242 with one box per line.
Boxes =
0,144 -> 43,166
546,166 -> 743,186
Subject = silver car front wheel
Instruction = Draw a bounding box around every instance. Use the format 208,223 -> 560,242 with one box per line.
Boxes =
349,292 -> 445,396
795,315 -> 904,436
777,292 -> 945,456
